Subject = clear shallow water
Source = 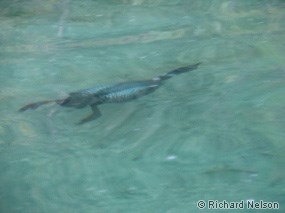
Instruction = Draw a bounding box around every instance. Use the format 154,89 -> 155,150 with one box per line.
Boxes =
0,0 -> 285,212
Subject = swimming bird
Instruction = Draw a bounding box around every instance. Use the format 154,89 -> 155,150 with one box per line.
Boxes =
19,62 -> 201,124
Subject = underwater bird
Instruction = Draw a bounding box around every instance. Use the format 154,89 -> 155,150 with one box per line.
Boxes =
19,62 -> 201,124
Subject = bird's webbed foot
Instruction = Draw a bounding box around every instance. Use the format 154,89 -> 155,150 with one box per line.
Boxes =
77,104 -> 101,125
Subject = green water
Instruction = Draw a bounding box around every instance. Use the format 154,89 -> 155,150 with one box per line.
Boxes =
1,0 -> 284,212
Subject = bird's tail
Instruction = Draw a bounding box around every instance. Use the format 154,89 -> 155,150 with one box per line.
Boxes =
156,62 -> 201,81
19,99 -> 64,112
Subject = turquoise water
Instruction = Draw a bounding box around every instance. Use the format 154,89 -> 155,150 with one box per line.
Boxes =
1,0 -> 285,212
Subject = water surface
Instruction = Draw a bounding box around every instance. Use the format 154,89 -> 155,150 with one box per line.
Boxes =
0,0 -> 284,212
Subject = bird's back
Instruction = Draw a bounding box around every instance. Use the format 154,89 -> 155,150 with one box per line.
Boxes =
95,80 -> 161,103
